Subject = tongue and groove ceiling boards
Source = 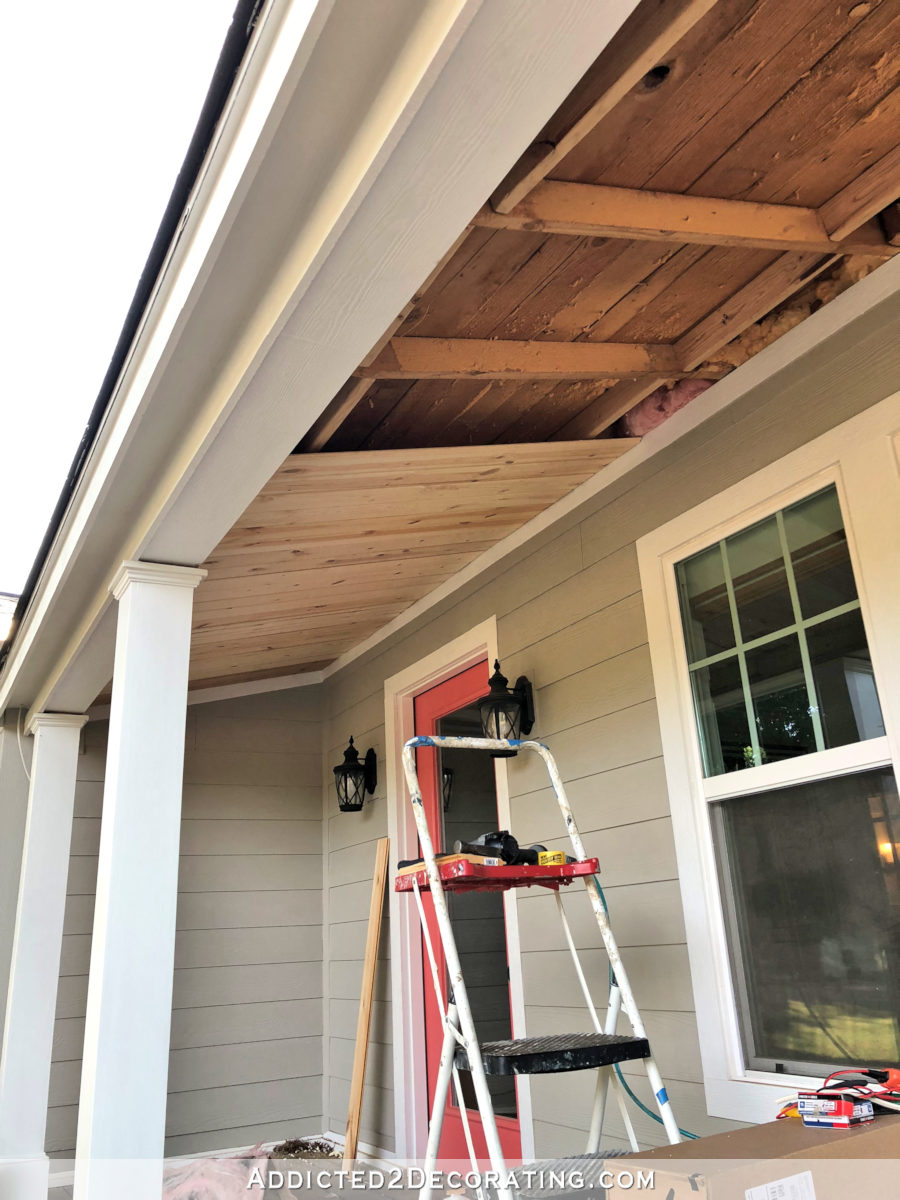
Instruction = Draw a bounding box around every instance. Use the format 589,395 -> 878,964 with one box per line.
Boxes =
193,0 -> 900,687
191,441 -> 633,686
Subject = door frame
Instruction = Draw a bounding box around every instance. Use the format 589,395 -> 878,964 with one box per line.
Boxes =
384,617 -> 534,1161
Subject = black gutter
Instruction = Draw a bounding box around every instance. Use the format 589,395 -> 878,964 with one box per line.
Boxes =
0,0 -> 267,674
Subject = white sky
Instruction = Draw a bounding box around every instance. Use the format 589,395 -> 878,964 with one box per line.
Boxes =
0,0 -> 239,599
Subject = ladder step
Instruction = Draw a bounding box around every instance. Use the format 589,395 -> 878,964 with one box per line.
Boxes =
455,1032 -> 650,1076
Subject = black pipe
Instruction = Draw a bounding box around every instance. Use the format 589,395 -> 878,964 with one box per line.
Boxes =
0,0 -> 267,674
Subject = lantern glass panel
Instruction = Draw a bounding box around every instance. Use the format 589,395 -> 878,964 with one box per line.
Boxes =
480,698 -> 521,741
336,766 -> 366,810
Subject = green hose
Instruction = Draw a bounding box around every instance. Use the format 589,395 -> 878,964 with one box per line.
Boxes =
591,875 -> 699,1142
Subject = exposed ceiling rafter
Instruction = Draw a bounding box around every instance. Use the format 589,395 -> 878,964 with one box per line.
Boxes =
489,0 -> 720,213
474,181 -> 897,257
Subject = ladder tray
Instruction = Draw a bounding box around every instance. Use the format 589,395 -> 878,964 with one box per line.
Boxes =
395,855 -> 600,893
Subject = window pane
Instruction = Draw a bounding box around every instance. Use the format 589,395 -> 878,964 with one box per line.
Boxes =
690,657 -> 752,775
717,769 -> 900,1073
784,487 -> 857,618
808,610 -> 885,746
726,516 -> 793,642
746,634 -> 816,763
676,543 -> 735,661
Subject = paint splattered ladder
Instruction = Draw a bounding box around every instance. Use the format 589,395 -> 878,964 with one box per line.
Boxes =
398,735 -> 682,1200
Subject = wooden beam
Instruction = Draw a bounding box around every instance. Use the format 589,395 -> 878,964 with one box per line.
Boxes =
677,252 -> 838,371
882,202 -> 900,248
301,377 -> 371,453
303,228 -> 475,451
474,181 -> 897,257
490,0 -> 719,213
558,250 -> 842,440
550,378 -> 666,441
359,337 -> 679,380
820,146 -> 900,242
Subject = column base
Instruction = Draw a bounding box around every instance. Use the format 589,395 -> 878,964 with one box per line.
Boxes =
0,1154 -> 49,1200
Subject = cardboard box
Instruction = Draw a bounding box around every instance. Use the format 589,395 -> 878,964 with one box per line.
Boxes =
606,1113 -> 900,1199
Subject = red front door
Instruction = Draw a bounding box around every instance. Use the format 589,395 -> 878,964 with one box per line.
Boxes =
414,661 -> 522,1162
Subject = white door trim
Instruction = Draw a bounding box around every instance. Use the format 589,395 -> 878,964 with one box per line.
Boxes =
384,618 -> 534,1162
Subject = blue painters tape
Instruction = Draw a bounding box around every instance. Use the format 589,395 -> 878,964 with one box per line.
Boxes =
656,1087 -> 669,1106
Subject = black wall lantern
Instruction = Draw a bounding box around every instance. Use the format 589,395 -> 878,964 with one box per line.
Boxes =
477,659 -> 535,755
333,736 -> 377,812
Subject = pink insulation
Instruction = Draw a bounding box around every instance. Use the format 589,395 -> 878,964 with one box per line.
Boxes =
163,1147 -> 269,1199
622,378 -> 714,436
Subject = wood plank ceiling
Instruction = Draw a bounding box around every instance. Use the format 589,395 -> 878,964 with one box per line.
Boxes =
191,441 -> 634,686
192,0 -> 900,687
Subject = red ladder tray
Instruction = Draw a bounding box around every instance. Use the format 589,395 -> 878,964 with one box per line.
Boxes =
395,856 -> 599,893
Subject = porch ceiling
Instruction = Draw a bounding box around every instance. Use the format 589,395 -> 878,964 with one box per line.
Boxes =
302,0 -> 900,451
190,440 -> 636,686
191,0 -> 900,690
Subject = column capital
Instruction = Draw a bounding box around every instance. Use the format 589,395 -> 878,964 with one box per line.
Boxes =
110,560 -> 207,601
25,712 -> 89,737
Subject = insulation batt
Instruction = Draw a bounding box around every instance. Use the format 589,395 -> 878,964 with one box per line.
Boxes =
621,255 -> 880,436
622,378 -> 713,436
163,1148 -> 269,1199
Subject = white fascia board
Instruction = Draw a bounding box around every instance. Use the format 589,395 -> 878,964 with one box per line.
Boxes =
1,0 -> 334,711
5,0 -> 644,722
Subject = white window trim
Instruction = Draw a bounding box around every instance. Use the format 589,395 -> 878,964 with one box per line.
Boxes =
637,393 -> 900,1124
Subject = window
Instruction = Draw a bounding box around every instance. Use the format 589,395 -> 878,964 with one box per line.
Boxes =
638,398 -> 900,1123
672,484 -> 898,1077
676,486 -> 884,778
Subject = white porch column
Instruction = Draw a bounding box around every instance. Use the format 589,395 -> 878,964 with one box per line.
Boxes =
0,711 -> 32,1048
74,562 -> 204,1200
0,713 -> 86,1199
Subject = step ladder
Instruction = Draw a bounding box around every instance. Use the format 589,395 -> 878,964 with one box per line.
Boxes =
398,734 -> 681,1199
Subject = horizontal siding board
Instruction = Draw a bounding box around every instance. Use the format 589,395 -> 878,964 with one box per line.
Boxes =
163,1115 -> 323,1157
328,880 -> 381,923
173,926 -> 324,969
328,959 -> 390,1004
508,700 -> 662,795
535,645 -> 655,737
328,1035 -> 390,1088
177,855 -> 322,893
517,879 -> 686,951
509,756 -> 671,840
526,1005 -> 703,1085
329,919 -> 391,962
177,890 -> 323,930
328,840 -> 386,889
52,1017 -> 86,1062
179,820 -> 322,856
329,999 -> 391,1047
167,1038 -> 322,1093
499,544 -> 640,657
327,1076 -> 394,1141
170,999 -> 323,1050
173,963 -> 322,1009
192,715 -> 321,756
513,593 -> 647,691
164,1077 -> 321,1138
183,750 -> 321,788
181,784 -> 321,822
73,781 -> 104,819
523,945 -> 693,1012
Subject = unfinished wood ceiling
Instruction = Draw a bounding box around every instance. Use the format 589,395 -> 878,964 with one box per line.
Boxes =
192,0 -> 900,687
303,0 -> 900,452
191,441 -> 635,685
